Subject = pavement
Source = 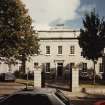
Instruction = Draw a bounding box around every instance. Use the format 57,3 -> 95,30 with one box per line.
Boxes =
0,82 -> 25,96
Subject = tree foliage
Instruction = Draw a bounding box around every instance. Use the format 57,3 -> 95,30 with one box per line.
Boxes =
0,0 -> 39,72
78,10 -> 105,61
78,10 -> 105,84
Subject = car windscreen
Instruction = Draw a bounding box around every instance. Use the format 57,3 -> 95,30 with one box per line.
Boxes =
55,90 -> 70,105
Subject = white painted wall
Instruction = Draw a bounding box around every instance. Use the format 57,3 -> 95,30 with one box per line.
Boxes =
0,61 -> 21,73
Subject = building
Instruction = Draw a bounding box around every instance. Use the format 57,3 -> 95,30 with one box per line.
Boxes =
0,27 -> 104,79
0,60 -> 20,73
26,27 -> 103,79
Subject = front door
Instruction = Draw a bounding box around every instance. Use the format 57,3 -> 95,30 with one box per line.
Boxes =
57,63 -> 63,79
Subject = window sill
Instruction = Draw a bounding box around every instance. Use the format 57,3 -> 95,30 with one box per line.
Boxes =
81,71 -> 87,73
34,54 -> 38,56
45,72 -> 50,73
57,54 -> 62,56
99,72 -> 104,73
69,54 -> 75,56
45,54 -> 51,56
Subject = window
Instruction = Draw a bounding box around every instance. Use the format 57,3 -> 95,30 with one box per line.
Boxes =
46,63 -> 50,72
99,63 -> 103,72
70,63 -> 75,70
46,46 -> 50,54
70,46 -> 75,55
82,63 -> 87,72
58,46 -> 62,54
34,62 -> 38,68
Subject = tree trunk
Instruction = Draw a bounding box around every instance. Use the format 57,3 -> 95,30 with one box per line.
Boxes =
21,54 -> 26,74
8,63 -> 12,72
8,59 -> 12,72
93,60 -> 96,85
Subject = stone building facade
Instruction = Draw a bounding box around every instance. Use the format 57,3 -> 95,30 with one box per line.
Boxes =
0,27 -> 104,79
26,28 -> 103,79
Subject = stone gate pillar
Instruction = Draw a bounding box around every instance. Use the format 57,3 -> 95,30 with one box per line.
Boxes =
34,67 -> 41,88
71,67 -> 80,92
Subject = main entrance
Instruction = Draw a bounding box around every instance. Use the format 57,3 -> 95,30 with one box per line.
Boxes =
57,63 -> 63,79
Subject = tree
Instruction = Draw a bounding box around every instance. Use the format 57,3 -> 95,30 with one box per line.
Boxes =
18,31 -> 39,73
78,10 -> 105,84
0,0 -> 39,73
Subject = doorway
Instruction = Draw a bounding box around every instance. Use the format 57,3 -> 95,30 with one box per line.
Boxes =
57,63 -> 63,79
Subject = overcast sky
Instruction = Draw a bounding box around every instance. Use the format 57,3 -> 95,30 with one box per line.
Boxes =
22,0 -> 105,30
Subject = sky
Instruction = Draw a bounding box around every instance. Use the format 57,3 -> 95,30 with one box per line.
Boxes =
22,0 -> 105,30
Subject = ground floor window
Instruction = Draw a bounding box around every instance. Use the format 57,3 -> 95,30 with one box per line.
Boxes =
34,62 -> 38,68
45,63 -> 50,73
82,63 -> 87,72
99,63 -> 104,72
70,63 -> 75,70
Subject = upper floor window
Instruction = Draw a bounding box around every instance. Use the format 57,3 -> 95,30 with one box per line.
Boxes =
99,63 -> 103,72
70,46 -> 75,55
45,63 -> 50,73
46,46 -> 50,54
58,46 -> 62,54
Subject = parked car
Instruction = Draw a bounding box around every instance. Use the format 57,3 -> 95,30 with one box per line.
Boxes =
0,72 -> 16,82
0,88 -> 71,105
94,100 -> 105,105
79,72 -> 93,80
